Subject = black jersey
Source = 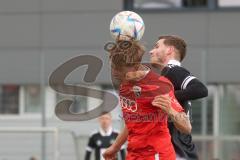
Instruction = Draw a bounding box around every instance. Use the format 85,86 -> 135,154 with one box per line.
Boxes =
162,63 -> 195,114
160,60 -> 208,160
84,128 -> 125,160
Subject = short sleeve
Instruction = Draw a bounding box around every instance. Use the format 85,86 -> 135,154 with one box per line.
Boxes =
86,135 -> 95,152
162,66 -> 196,90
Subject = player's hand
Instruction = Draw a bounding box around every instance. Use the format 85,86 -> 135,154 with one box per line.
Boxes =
102,145 -> 118,160
152,94 -> 173,115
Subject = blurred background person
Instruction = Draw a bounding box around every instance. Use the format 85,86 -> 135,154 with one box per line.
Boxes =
29,156 -> 38,160
84,113 -> 125,160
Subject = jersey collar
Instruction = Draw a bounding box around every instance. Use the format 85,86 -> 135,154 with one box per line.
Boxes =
99,127 -> 113,136
168,59 -> 181,66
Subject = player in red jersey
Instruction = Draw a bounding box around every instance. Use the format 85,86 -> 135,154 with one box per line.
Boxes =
103,40 -> 192,160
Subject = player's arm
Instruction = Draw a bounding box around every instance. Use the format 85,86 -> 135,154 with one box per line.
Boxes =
103,126 -> 128,160
110,125 -> 128,152
84,135 -> 95,160
162,67 -> 208,102
168,109 -> 192,134
84,151 -> 91,160
175,78 -> 208,102
152,94 -> 192,134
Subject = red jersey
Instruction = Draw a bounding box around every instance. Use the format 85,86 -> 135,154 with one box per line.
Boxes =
119,70 -> 184,160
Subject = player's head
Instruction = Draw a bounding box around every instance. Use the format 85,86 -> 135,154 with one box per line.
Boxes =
107,40 -> 145,81
150,35 -> 186,66
30,156 -> 37,160
98,113 -> 112,131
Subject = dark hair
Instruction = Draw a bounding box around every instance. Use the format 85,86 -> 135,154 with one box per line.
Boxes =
159,35 -> 186,61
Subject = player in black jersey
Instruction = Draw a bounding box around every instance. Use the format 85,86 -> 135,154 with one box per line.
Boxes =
150,35 -> 208,160
84,113 -> 125,160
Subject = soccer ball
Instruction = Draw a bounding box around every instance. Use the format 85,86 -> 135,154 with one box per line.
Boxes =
110,11 -> 145,41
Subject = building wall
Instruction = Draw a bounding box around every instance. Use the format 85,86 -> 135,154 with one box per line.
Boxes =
0,1 -> 239,84
141,11 -> 240,83
0,0 -> 240,160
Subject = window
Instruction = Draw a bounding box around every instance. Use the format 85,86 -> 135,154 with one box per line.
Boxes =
23,85 -> 41,113
182,0 -> 207,8
55,85 -> 121,119
190,85 -> 240,159
56,93 -> 88,114
220,85 -> 240,135
218,0 -> 240,8
191,98 -> 213,135
134,0 -> 182,9
133,0 -> 208,10
55,85 -> 104,114
0,85 -> 19,114
127,0 -> 240,11
0,84 -> 54,117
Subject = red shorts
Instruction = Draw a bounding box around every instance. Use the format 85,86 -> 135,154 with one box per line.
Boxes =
126,150 -> 176,160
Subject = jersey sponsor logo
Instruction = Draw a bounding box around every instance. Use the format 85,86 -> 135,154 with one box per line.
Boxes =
122,111 -> 167,122
120,96 -> 138,112
132,85 -> 142,97
96,140 -> 102,146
